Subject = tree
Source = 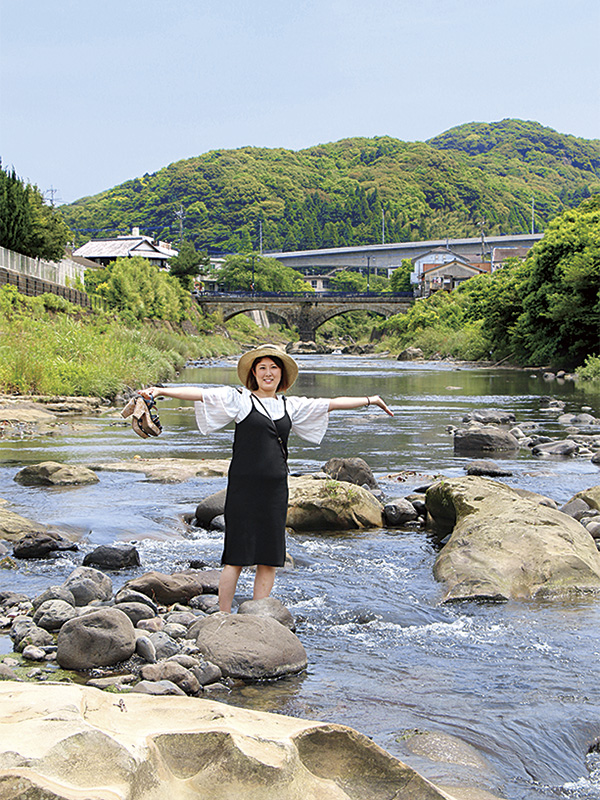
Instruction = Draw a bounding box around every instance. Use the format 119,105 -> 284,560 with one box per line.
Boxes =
216,254 -> 313,292
390,259 -> 413,292
509,195 -> 600,367
168,240 -> 209,290
94,256 -> 191,322
329,270 -> 367,292
0,165 -> 71,261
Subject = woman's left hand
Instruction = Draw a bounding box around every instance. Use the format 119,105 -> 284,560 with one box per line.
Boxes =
368,395 -> 394,417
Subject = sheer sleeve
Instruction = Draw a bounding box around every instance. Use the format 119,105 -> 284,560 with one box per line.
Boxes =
286,396 -> 330,444
194,386 -> 251,435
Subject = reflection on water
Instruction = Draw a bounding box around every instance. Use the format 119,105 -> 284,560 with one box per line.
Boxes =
1,356 -> 599,800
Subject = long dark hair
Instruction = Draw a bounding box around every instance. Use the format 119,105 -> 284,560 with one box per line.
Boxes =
246,355 -> 288,391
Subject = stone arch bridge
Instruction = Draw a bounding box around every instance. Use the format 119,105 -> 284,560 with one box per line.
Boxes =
195,291 -> 413,341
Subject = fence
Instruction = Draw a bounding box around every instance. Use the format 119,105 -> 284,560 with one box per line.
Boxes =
0,245 -> 88,287
0,266 -> 92,307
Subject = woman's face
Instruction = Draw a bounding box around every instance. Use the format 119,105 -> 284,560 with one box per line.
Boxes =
252,357 -> 282,393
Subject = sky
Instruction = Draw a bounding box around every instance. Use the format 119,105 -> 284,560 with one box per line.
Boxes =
1,0 -> 599,205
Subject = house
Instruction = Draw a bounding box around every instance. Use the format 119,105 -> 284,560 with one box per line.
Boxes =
73,228 -> 178,269
420,259 -> 491,296
491,246 -> 531,271
410,247 -> 471,285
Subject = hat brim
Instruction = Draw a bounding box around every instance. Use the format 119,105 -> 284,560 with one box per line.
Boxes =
237,345 -> 299,390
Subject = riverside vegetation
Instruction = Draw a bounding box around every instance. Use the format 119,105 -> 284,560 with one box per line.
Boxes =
0,279 -> 289,398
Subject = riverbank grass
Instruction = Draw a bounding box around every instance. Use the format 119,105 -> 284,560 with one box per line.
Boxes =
0,285 -> 285,398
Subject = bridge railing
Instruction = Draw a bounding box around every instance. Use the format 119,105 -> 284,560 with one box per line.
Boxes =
194,290 -> 414,300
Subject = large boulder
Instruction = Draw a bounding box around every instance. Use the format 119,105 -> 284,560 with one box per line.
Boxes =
124,570 -> 220,605
139,661 -> 200,696
62,566 -> 113,606
33,599 -> 78,631
83,544 -> 141,570
195,488 -> 227,527
383,498 -> 418,526
287,476 -> 383,531
57,608 -> 136,669
427,477 -> 600,602
32,585 -> 76,610
12,531 -> 78,559
465,460 -> 513,477
0,681 -> 468,800
453,424 -> 519,453
0,506 -> 48,542
322,457 -> 377,489
531,439 -> 579,457
10,616 -> 53,650
14,461 -> 99,486
193,613 -> 307,680
114,601 -> 156,627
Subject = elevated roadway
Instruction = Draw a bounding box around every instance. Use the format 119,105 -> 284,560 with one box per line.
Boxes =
267,233 -> 543,273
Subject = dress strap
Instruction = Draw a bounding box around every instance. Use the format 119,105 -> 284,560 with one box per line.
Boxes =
250,394 -> 289,471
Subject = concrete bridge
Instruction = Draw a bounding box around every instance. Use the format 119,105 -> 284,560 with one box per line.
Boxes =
195,291 -> 413,341
267,233 -> 543,273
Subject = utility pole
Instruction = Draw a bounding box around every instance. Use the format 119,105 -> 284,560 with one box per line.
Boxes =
478,219 -> 486,261
259,219 -> 263,255
531,196 -> 535,235
381,208 -> 385,245
174,204 -> 186,244
366,256 -> 372,293
44,186 -> 61,206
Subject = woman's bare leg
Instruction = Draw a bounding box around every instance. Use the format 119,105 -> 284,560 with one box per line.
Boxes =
253,565 -> 276,600
219,565 -> 243,612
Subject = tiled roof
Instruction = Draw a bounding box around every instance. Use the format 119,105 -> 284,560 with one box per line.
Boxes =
73,236 -> 176,260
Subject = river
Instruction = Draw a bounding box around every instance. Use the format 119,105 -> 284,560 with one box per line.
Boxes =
1,355 -> 599,800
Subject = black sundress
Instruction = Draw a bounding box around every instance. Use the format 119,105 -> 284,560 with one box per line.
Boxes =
222,395 -> 291,567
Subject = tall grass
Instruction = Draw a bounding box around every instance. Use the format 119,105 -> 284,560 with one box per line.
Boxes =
0,287 -> 255,397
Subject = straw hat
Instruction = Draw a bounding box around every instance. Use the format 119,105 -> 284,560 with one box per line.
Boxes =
237,344 -> 299,390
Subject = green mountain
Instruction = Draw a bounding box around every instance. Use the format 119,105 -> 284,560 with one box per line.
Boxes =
61,119 -> 600,253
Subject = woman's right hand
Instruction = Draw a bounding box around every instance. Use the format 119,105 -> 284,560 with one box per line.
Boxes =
139,387 -> 159,401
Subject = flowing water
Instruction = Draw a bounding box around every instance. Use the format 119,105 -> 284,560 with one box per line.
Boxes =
1,355 -> 600,800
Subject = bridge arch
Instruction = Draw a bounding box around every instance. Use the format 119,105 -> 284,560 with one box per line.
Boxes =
196,293 -> 412,342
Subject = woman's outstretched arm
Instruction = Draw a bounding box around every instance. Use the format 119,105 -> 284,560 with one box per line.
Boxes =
139,386 -> 205,402
328,395 -> 394,416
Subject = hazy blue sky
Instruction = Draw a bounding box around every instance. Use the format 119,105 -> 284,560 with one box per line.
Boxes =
1,0 -> 599,204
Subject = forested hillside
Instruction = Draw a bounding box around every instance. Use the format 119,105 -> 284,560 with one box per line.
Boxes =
60,119 -> 600,253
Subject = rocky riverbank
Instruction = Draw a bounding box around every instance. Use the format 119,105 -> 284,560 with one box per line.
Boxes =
0,680 -> 504,800
1,391 -> 599,798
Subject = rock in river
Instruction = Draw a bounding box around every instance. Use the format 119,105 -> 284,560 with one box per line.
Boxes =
57,607 -> 136,669
0,682 -> 467,800
427,476 -> 600,602
193,613 -> 307,680
14,461 -> 99,486
322,457 -> 378,489
124,569 -> 221,605
287,476 -> 383,531
453,424 -> 520,453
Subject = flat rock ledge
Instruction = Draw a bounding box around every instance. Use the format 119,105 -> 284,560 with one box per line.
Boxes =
0,681 -> 481,800
428,476 -> 600,602
88,457 -> 230,482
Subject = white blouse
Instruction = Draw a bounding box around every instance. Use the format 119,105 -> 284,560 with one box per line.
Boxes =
195,386 -> 330,444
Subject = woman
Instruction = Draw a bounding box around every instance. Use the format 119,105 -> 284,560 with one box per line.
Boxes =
141,344 -> 393,612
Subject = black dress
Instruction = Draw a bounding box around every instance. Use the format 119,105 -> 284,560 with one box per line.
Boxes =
222,395 -> 291,567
